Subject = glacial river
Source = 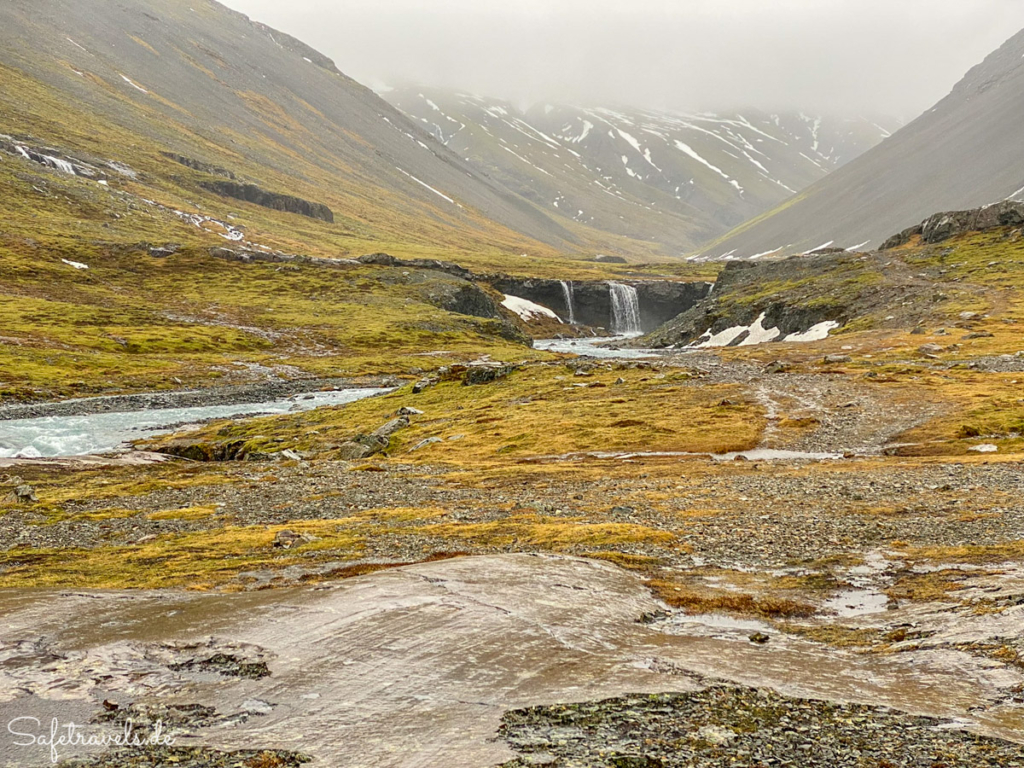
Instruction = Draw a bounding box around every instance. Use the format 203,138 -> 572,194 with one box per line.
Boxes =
0,388 -> 390,458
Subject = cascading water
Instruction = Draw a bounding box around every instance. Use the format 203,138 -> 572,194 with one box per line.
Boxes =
608,282 -> 642,336
559,280 -> 576,324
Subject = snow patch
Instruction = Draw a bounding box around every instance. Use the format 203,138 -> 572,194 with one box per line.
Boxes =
738,313 -> 780,346
802,241 -> 834,255
695,317 -> 839,348
119,74 -> 148,94
396,168 -> 456,205
61,259 -> 89,270
784,321 -> 840,343
673,141 -> 735,187
501,295 -> 561,323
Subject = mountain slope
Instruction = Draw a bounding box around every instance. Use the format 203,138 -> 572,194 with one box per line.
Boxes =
699,27 -> 1024,259
0,0 -> 583,257
386,87 -> 899,254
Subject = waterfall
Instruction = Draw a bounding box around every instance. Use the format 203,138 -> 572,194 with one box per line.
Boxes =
608,282 -> 642,335
559,280 -> 576,324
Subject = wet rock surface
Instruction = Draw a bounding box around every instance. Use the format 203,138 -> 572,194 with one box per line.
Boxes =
499,686 -> 1024,767
2,555 -> 1023,766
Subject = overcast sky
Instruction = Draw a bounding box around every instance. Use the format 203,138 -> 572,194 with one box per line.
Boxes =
225,0 -> 1024,119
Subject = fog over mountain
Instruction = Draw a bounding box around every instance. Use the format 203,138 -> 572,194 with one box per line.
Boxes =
224,0 -> 1024,118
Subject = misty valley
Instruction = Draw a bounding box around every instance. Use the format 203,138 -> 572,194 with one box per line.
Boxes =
2,1 -> 1024,766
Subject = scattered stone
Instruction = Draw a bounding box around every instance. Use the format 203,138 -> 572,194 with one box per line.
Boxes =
696,725 -> 737,746
168,652 -> 271,680
968,444 -> 999,454
499,686 -> 1024,768
397,407 -> 424,416
764,361 -> 790,374
273,529 -> 315,549
964,332 -> 995,339
409,437 -> 443,452
823,355 -> 851,364
749,632 -> 770,644
94,702 -> 219,733
412,378 -> 437,394
918,343 -> 944,356
58,746 -> 310,767
464,364 -> 517,386
279,449 -> 303,462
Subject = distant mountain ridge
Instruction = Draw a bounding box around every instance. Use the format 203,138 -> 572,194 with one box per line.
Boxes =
698,27 -> 1024,259
386,87 -> 900,254
0,0 -> 583,256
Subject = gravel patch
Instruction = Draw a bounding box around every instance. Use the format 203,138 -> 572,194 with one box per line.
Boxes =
499,685 -> 1024,767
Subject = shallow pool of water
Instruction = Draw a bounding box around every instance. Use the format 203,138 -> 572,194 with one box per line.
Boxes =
0,388 -> 390,458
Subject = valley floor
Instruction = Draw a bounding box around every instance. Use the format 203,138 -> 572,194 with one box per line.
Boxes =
2,335 -> 1024,766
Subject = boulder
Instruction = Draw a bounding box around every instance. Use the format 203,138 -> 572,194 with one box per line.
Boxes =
408,437 -> 442,452
357,252 -> 400,267
3,484 -> 37,504
372,417 -> 409,439
412,378 -> 436,394
335,441 -> 376,461
273,529 -> 315,549
464,364 -> 517,386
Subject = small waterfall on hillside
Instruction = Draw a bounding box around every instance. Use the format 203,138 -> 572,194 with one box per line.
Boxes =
560,280 -> 576,324
608,282 -> 642,335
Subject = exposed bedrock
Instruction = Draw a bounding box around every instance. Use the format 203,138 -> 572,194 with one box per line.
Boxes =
881,200 -> 1024,250
200,180 -> 334,223
640,257 -> 851,348
487,277 -> 712,333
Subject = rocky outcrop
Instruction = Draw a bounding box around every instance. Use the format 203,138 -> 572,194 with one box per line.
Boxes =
430,282 -> 501,319
881,201 -> 1024,249
487,277 -> 711,333
640,257 -> 852,348
200,181 -> 334,223
208,247 -> 358,268
357,253 -> 472,279
162,152 -> 236,179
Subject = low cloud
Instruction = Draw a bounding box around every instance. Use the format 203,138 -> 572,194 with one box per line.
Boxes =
226,0 -> 1024,119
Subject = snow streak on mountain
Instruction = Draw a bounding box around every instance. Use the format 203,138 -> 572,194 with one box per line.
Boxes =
388,87 -> 900,254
